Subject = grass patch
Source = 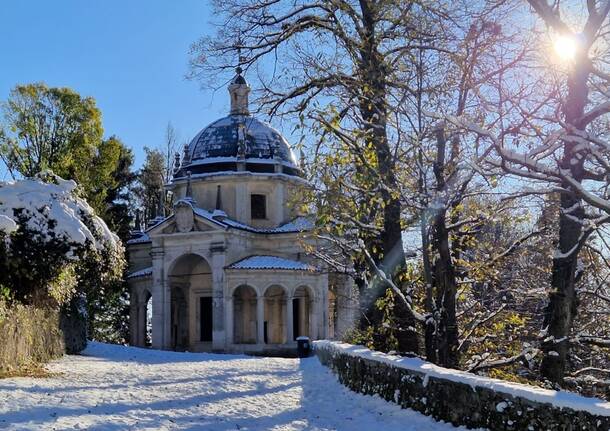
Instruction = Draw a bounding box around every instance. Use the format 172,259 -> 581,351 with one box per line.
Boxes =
0,363 -> 61,379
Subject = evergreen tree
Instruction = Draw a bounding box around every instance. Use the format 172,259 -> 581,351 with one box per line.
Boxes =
134,147 -> 166,224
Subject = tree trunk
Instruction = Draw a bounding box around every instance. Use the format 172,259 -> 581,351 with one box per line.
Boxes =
431,216 -> 459,367
424,126 -> 459,367
540,191 -> 582,382
356,0 -> 416,354
540,56 -> 590,384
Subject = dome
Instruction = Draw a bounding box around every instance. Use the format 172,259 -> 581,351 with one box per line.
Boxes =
189,115 -> 296,164
173,70 -> 301,178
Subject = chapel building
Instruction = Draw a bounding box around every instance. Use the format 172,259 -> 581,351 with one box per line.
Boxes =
126,69 -> 355,354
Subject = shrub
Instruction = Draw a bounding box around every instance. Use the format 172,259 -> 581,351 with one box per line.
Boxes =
0,301 -> 64,373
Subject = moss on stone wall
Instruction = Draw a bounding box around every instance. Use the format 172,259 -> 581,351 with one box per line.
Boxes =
315,342 -> 610,430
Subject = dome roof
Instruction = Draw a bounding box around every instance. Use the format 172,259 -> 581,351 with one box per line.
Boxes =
172,70 -> 301,179
188,115 -> 297,165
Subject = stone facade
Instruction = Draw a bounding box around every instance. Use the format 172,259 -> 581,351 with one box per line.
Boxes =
126,70 -> 357,354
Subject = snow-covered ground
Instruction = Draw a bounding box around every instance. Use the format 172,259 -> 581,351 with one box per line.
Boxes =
0,342 -> 465,431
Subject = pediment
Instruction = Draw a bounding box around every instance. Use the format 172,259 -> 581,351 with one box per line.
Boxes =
147,205 -> 226,237
159,217 -> 220,234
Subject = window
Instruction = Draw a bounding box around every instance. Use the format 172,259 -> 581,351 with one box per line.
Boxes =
251,194 -> 266,219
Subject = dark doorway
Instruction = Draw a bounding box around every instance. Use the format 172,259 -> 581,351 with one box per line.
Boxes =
264,321 -> 268,344
171,287 -> 188,351
293,298 -> 300,341
200,297 -> 213,342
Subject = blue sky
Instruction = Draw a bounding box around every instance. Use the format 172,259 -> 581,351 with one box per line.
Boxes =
0,0 -> 237,177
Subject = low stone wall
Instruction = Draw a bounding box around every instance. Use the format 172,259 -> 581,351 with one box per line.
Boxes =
314,341 -> 610,430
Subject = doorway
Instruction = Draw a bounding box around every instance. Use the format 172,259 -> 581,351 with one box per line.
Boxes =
200,297 -> 213,342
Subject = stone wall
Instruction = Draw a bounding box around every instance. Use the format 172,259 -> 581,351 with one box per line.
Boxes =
314,341 -> 610,430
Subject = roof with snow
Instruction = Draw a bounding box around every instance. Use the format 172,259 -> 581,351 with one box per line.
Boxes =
126,206 -> 314,246
212,212 -> 314,234
127,266 -> 153,279
126,231 -> 151,245
227,255 -> 318,272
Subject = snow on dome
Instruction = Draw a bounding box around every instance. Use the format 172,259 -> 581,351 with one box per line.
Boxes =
187,115 -> 297,166
0,173 -> 119,251
227,255 -> 318,271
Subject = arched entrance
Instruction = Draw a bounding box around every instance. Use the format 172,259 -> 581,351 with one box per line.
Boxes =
293,286 -> 313,340
131,288 -> 153,347
233,285 -> 257,344
264,285 -> 287,344
168,253 -> 212,351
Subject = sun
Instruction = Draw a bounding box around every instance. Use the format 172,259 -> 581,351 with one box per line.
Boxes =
554,34 -> 578,62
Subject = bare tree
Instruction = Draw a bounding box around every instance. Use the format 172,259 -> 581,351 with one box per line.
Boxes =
441,0 -> 610,384
190,0 -> 458,353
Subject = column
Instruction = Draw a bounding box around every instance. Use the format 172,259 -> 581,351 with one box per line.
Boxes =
225,296 -> 234,347
286,296 -> 294,343
256,295 -> 265,345
309,294 -> 320,340
299,295 -> 308,338
129,289 -> 138,346
210,247 -> 226,351
151,246 -> 167,349
319,274 -> 328,339
138,301 -> 146,346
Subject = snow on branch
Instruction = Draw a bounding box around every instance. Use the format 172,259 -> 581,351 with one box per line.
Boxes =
360,245 -> 425,323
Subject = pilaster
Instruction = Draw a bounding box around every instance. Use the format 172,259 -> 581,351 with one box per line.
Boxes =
286,295 -> 294,343
151,246 -> 167,349
256,295 -> 265,344
210,241 -> 226,350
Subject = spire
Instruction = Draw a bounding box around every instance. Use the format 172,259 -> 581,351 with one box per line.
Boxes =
182,144 -> 191,166
215,185 -> 222,210
212,184 -> 226,220
228,40 -> 250,116
173,152 -> 181,175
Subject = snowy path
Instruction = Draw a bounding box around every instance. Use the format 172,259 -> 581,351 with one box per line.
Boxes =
0,342 -> 464,430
